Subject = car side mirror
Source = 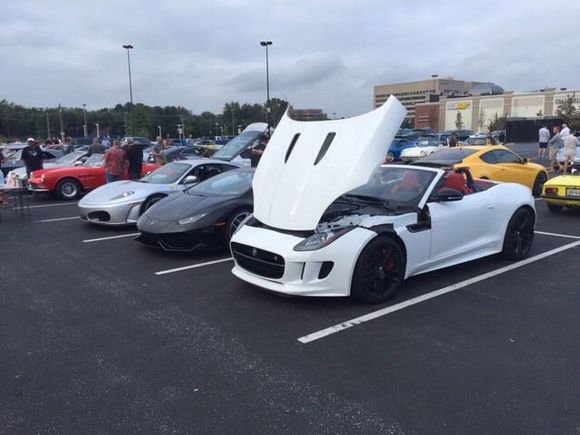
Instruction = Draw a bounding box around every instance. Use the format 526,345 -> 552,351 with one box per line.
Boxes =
521,158 -> 528,164
437,188 -> 464,202
183,175 -> 198,184
73,160 -> 82,166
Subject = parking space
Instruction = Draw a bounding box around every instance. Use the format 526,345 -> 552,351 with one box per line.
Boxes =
1,173 -> 580,433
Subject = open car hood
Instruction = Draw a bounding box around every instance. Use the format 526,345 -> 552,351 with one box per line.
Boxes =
252,96 -> 406,230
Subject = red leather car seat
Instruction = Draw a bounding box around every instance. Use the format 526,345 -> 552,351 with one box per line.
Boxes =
393,170 -> 421,192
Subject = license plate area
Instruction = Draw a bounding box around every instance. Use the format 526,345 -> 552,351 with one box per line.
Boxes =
566,188 -> 580,197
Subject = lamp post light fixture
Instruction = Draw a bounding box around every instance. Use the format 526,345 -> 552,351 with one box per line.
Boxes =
123,44 -> 134,135
259,40 -> 273,131
82,103 -> 88,138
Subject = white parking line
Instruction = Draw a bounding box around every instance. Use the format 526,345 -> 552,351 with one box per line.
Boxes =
29,202 -> 78,209
37,216 -> 79,223
82,233 -> 140,243
155,257 -> 233,276
297,239 -> 580,344
535,230 -> 580,240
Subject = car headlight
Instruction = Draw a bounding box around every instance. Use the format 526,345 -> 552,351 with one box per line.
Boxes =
111,191 -> 135,200
294,227 -> 354,251
40,174 -> 45,183
178,213 -> 207,225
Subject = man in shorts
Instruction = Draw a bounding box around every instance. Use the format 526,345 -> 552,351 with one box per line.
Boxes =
548,126 -> 563,171
562,129 -> 578,174
538,124 -> 550,159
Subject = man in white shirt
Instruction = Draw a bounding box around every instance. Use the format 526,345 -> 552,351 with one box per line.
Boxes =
538,124 -> 550,159
562,130 -> 578,173
560,123 -> 570,138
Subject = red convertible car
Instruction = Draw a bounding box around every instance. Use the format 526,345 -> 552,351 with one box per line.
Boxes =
28,154 -> 158,199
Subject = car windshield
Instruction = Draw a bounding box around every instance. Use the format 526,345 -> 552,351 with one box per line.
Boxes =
189,168 -> 254,195
5,149 -> 23,160
212,131 -> 262,160
417,138 -> 440,147
139,162 -> 190,184
83,154 -> 104,167
54,151 -> 85,165
341,167 -> 436,209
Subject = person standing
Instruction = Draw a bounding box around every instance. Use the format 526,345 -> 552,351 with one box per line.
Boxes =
448,134 -> 457,147
103,140 -> 126,183
21,138 -> 44,177
561,123 -> 570,139
87,138 -> 105,156
251,134 -> 269,167
101,137 -> 110,149
538,124 -> 550,159
126,138 -> 143,180
151,136 -> 167,165
562,129 -> 578,173
548,126 -> 563,171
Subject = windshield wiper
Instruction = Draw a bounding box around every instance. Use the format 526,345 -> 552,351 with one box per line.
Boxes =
342,194 -> 384,203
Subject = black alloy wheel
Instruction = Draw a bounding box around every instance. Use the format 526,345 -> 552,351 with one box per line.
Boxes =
352,236 -> 405,304
501,207 -> 535,260
141,195 -> 165,214
56,178 -> 81,200
226,210 -> 251,242
532,172 -> 548,196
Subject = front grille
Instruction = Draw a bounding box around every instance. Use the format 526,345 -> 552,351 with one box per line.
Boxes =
231,242 -> 285,279
87,211 -> 111,222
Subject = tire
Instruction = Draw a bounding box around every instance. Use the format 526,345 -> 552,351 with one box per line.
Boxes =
501,207 -> 535,260
547,203 -> 563,213
56,178 -> 81,200
532,172 -> 547,196
225,209 -> 251,242
141,195 -> 165,214
351,236 -> 405,304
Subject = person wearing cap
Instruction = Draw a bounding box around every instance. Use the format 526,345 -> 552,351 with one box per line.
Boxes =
21,138 -> 44,177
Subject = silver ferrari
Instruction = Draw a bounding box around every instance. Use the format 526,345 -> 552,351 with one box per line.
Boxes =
78,159 -> 239,225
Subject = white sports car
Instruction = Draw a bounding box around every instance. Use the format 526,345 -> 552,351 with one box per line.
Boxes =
78,159 -> 239,225
230,96 -> 536,303
399,137 -> 447,163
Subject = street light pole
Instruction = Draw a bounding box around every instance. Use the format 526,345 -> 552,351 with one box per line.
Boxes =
158,125 -> 162,137
123,44 -> 134,136
431,74 -> 438,99
260,40 -> 273,131
82,103 -> 88,138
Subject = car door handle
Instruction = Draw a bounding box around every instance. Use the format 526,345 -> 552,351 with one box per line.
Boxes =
485,204 -> 495,209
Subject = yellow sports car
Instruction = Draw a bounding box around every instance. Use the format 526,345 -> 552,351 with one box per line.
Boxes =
541,174 -> 580,212
415,145 -> 549,195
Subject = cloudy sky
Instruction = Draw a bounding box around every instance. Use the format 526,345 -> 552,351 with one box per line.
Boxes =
2,0 -> 578,117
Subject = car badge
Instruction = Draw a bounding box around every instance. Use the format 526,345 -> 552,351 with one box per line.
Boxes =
252,247 -> 258,257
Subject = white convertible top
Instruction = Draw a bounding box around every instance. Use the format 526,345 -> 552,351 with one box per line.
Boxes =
252,96 -> 407,230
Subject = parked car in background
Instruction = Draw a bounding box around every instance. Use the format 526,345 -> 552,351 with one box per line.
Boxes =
79,159 -> 239,225
6,150 -> 89,184
121,137 -> 152,147
146,145 -> 202,163
211,123 -> 269,165
0,147 -> 63,176
541,171 -> 580,212
28,154 -> 158,200
446,129 -> 474,141
413,145 -> 548,195
387,137 -> 418,161
136,167 -> 255,251
400,136 -> 447,162
461,135 -> 499,146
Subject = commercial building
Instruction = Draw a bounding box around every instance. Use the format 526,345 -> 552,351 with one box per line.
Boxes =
414,87 -> 580,133
373,77 -> 484,123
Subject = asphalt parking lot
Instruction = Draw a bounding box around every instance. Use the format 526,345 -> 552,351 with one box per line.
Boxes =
1,144 -> 579,434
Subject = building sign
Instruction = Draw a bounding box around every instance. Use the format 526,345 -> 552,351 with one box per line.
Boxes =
447,102 -> 471,110
553,93 -> 580,115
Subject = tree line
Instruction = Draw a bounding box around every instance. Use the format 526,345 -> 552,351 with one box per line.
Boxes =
0,98 -> 289,141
